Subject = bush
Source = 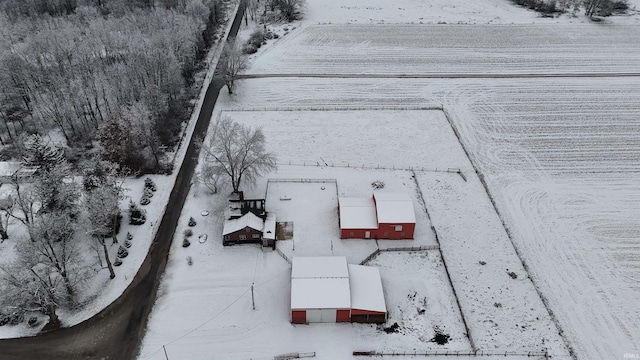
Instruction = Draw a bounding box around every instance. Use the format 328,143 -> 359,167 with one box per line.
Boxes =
140,195 -> 150,205
125,239 -> 132,248
188,217 -> 197,227
143,187 -> 154,198
8,311 -> 24,325
184,229 -> 193,237
129,201 -> 147,225
144,177 -> 157,191
0,313 -> 9,327
248,29 -> 265,47
27,316 -> 39,327
182,238 -> 191,248
117,245 -> 129,258
242,43 -> 258,54
127,232 -> 133,240
113,257 -> 123,266
186,256 -> 193,265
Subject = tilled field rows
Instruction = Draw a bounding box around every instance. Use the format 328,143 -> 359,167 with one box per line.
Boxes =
249,25 -> 640,75
443,78 -> 640,360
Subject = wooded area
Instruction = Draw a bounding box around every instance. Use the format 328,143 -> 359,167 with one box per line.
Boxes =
0,0 -> 228,172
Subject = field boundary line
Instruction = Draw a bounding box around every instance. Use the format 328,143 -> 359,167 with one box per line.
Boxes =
238,72 -> 640,79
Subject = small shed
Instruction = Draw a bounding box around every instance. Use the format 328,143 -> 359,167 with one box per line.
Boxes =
348,264 -> 387,323
338,197 -> 378,239
290,256 -> 351,324
373,192 -> 416,239
222,212 -> 264,245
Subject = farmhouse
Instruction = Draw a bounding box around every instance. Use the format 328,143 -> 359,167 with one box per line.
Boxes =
290,256 -> 387,324
338,192 -> 416,239
222,197 -> 276,247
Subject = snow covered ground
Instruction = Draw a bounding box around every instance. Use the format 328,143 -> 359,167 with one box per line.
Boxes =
216,74 -> 640,360
139,0 -> 640,357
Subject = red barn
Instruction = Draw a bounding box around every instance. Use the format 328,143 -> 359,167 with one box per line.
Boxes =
290,257 -> 351,323
338,192 -> 416,239
290,257 -> 387,324
372,192 -> 416,239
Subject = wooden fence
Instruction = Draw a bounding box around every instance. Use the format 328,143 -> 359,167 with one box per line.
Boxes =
360,245 -> 440,265
353,350 -> 550,357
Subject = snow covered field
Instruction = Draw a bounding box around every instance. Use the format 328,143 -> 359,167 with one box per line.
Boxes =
137,1 -> 639,359
217,74 -> 640,359
248,24 -> 640,76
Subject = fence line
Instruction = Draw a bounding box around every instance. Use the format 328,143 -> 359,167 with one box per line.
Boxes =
267,178 -> 338,184
277,161 -> 464,175
353,350 -> 550,358
411,169 -> 476,351
360,245 -> 440,265
224,105 -> 443,112
274,246 -> 291,265
274,351 -> 316,359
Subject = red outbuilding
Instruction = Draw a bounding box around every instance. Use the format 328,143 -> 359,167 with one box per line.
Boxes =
290,256 -> 387,324
338,192 -> 416,239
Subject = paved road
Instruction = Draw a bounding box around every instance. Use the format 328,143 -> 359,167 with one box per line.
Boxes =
238,72 -> 640,79
0,6 -> 244,360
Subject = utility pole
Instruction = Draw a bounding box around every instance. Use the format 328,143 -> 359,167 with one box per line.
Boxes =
251,283 -> 255,310
163,345 -> 169,360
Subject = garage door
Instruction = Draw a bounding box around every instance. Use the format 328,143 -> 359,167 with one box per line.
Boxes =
306,309 -> 336,323
306,310 -> 321,323
320,309 -> 336,322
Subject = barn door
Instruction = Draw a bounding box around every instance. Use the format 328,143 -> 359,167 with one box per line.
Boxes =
306,310 -> 322,322
320,309 -> 336,322
365,231 -> 370,239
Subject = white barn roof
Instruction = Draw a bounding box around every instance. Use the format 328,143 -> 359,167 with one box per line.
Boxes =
338,197 -> 378,229
291,278 -> 351,310
373,192 -> 416,224
292,256 -> 349,279
348,264 -> 387,313
222,212 -> 264,235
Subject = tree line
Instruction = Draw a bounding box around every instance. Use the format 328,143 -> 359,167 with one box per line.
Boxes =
509,0 -> 629,17
0,0 -> 227,173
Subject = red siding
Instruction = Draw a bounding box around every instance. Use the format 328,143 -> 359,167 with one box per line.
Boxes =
351,309 -> 386,315
336,309 -> 350,322
291,310 -> 306,324
340,228 -> 378,239
377,223 -> 415,239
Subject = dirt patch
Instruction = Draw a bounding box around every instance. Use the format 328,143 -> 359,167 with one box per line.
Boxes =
430,326 -> 450,345
276,222 -> 293,240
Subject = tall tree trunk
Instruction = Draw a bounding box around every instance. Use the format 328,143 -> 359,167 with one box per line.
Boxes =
100,237 -> 116,279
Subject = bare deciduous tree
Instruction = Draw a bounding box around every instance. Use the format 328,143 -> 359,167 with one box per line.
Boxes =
82,160 -> 129,279
219,40 -> 247,95
202,116 -> 276,193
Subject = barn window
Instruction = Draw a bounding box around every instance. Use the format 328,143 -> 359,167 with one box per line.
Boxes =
395,225 -> 403,231
239,235 -> 247,240
245,228 -> 251,232
252,233 -> 260,239
383,232 -> 389,236
401,232 -> 405,236
349,232 -> 354,236
224,235 -> 230,240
